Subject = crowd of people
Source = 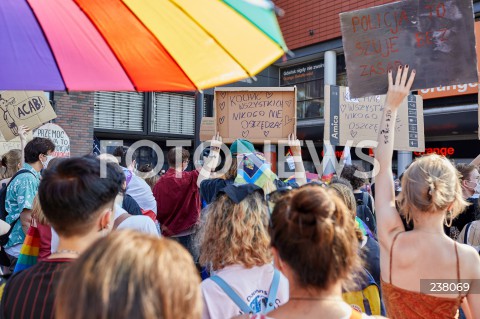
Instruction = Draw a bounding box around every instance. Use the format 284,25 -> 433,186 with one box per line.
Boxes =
0,66 -> 478,319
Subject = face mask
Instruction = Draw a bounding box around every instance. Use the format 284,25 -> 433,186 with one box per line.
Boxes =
466,180 -> 480,194
42,155 -> 55,169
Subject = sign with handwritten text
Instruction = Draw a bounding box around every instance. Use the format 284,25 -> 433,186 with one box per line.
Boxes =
33,123 -> 70,157
324,85 -> 425,152
214,87 -> 296,143
340,0 -> 477,98
0,91 -> 57,141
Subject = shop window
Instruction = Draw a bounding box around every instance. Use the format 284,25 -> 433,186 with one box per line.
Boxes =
152,93 -> 195,135
94,92 -> 144,131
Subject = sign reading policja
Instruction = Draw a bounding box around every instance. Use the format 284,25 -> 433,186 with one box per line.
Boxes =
340,0 -> 477,98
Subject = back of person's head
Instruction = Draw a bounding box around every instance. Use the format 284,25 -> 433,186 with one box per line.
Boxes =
167,147 -> 189,168
330,176 -> 353,191
39,156 -> 123,237
329,182 -> 356,219
270,186 -> 361,290
340,164 -> 367,190
1,149 -> 22,179
24,137 -> 55,164
198,189 -> 270,270
397,154 -> 468,226
56,231 -> 201,319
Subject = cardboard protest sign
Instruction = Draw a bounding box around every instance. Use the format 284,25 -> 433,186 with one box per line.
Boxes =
324,85 -> 425,152
33,123 -> 70,157
0,132 -> 33,156
0,91 -> 57,141
214,87 -> 296,143
340,0 -> 478,98
199,117 -> 216,142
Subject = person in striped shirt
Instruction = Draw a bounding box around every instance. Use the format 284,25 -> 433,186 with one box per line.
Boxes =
0,156 -> 123,319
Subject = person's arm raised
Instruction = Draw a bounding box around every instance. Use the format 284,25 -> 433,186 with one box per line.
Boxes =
289,133 -> 307,186
196,133 -> 222,188
375,65 -> 415,249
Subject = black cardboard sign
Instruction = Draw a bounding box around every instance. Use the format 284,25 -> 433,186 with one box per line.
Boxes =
340,0 -> 477,98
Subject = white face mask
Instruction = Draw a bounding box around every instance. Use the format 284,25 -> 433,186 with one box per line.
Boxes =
42,155 -> 55,169
475,183 -> 480,194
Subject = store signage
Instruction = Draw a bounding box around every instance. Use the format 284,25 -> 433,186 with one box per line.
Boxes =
340,0 -> 478,98
414,147 -> 455,156
280,60 -> 324,86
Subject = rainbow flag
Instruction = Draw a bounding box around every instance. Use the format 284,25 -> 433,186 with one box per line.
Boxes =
14,225 -> 40,273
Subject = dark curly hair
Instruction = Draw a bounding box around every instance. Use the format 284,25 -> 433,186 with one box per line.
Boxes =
340,164 -> 367,190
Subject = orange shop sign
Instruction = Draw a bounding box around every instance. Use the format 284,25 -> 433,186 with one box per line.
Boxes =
418,21 -> 480,100
414,147 -> 455,157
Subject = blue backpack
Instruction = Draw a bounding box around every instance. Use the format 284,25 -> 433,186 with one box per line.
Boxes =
210,269 -> 281,315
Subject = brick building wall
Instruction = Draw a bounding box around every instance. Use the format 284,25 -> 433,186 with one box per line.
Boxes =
276,0 -> 397,50
52,92 -> 94,156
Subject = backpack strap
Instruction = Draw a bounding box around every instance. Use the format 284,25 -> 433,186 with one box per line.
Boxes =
362,192 -> 369,206
209,275 -> 254,314
113,213 -> 132,230
464,222 -> 473,244
264,269 -> 280,313
4,169 -> 36,226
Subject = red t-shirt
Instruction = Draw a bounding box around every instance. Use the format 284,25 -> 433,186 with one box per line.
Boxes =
153,168 -> 200,236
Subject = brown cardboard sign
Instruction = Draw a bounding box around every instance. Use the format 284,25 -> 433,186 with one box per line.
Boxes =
0,131 -> 33,156
199,117 -> 216,142
214,87 -> 296,143
340,0 -> 478,98
324,85 -> 425,152
0,91 -> 57,141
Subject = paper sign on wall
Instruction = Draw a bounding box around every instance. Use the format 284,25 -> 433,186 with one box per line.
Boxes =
214,87 -> 297,144
33,123 -> 70,158
340,0 -> 478,98
324,85 -> 425,152
0,91 -> 57,141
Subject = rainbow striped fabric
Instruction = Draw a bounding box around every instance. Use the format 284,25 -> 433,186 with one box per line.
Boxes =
13,225 -> 40,273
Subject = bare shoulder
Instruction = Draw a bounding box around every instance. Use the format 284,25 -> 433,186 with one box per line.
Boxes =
231,315 -> 250,319
457,243 -> 480,278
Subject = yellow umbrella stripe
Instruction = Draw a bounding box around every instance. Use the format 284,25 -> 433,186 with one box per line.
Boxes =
172,0 -> 284,76
123,0 -> 250,89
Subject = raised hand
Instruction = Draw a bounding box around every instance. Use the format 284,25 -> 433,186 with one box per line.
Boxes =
385,65 -> 416,110
18,125 -> 29,141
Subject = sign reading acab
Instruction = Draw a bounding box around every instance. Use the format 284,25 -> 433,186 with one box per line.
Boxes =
419,21 -> 480,100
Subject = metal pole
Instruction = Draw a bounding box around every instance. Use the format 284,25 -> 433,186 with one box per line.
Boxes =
323,51 -> 337,177
194,91 -> 204,152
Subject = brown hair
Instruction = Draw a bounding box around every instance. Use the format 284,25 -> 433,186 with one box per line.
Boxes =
56,231 -> 201,319
270,187 -> 361,290
167,148 -> 189,167
144,175 -> 160,191
198,191 -> 271,271
0,149 -> 21,179
397,154 -> 468,226
223,157 -> 238,180
456,163 -> 478,184
340,164 -> 368,190
329,183 -> 363,242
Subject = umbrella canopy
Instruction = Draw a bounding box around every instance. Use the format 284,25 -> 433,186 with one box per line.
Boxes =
0,0 -> 287,91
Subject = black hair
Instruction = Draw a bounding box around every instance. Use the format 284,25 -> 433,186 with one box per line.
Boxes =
340,164 -> 367,190
38,156 -> 123,237
24,137 -> 55,164
113,146 -> 138,168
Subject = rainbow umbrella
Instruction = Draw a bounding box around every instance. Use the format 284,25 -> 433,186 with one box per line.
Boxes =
0,0 -> 288,91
